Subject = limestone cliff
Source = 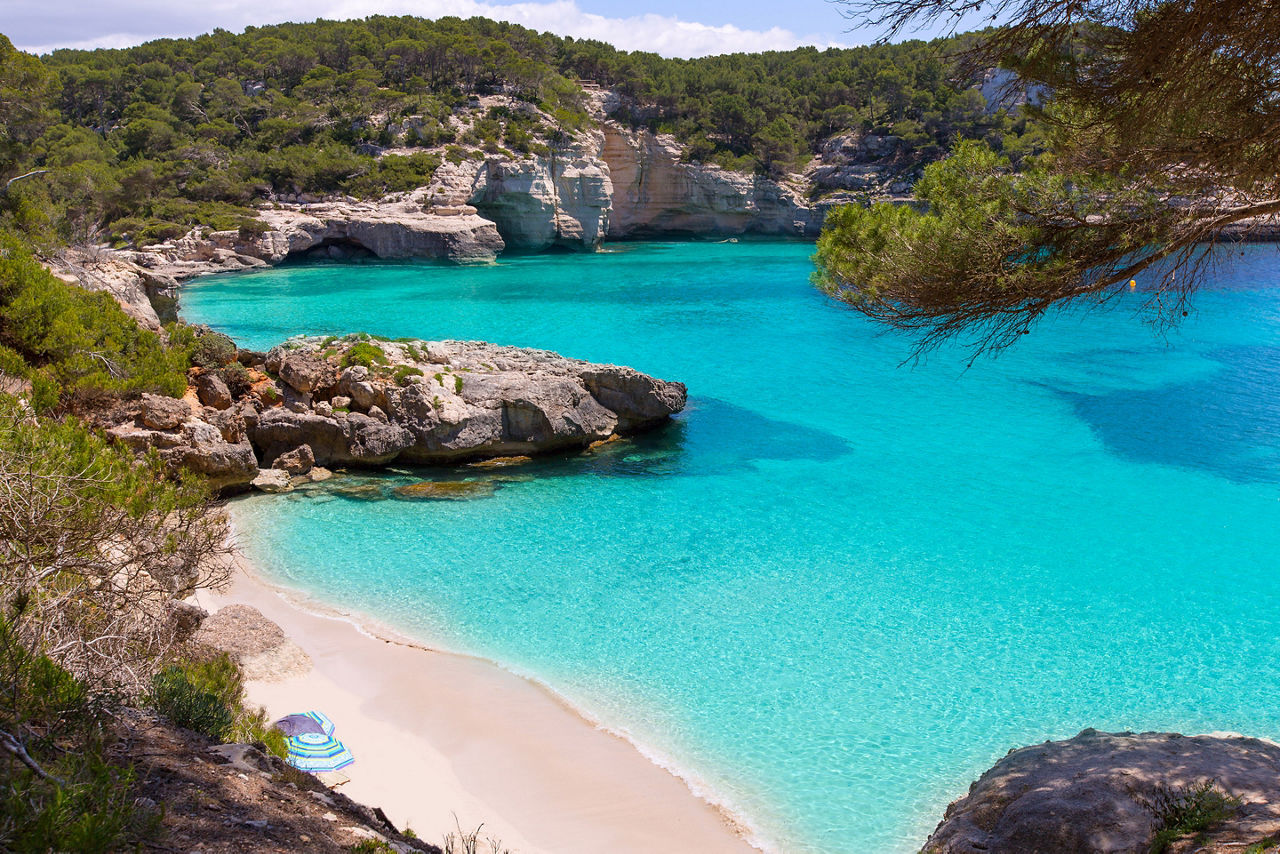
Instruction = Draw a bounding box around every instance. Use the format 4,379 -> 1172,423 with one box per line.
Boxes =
425,134 -> 612,252
45,247 -> 179,331
63,90 -> 929,318
599,121 -> 820,238
126,196 -> 505,283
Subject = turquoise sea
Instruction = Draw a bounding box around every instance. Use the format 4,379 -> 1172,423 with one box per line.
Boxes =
183,242 -> 1280,853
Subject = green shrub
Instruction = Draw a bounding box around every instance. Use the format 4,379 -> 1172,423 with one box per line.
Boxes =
350,840 -> 395,853
454,374 -> 463,394
230,706 -> 290,760
148,654 -> 290,760
237,218 -> 269,239
1145,781 -> 1241,854
341,342 -> 388,369
0,617 -> 157,853
0,232 -> 188,404
393,365 -> 423,386
216,361 -> 252,397
149,663 -> 235,741
190,330 -> 237,369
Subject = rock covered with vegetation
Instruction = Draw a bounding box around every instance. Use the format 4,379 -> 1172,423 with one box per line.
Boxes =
101,333 -> 687,492
922,729 -> 1280,854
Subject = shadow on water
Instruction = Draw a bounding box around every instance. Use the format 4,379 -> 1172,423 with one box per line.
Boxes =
1057,345 -> 1280,484
279,395 -> 855,503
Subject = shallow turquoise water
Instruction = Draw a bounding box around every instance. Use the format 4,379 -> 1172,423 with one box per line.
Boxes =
184,242 -> 1280,853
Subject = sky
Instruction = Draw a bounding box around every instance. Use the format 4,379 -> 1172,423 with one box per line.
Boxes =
5,0 -> 981,59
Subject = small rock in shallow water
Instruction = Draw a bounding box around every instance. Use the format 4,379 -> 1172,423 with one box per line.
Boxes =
391,480 -> 497,501
251,468 -> 293,493
587,434 -> 623,451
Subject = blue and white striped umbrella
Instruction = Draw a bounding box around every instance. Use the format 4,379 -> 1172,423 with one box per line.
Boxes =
285,729 -> 354,773
275,710 -> 336,737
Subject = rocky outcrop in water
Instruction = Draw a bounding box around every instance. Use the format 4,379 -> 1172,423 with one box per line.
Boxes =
922,729 -> 1280,854
105,336 -> 685,492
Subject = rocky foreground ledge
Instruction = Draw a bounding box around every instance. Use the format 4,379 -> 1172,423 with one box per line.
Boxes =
923,729 -> 1280,853
105,335 -> 686,492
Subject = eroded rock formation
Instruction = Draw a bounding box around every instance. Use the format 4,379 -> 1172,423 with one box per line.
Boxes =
599,122 -> 820,238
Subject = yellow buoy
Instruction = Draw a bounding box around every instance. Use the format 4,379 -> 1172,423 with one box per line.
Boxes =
1129,280 -> 1137,289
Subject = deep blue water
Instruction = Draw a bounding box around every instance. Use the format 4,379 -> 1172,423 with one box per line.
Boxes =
183,242 -> 1280,853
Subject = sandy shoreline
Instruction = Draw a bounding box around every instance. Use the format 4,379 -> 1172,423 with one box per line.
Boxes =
195,550 -> 762,854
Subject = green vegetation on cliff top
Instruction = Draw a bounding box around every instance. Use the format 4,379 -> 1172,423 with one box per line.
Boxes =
0,17 -> 1040,249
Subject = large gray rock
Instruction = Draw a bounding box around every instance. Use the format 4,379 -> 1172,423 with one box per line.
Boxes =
250,407 -> 413,467
923,729 -> 1280,854
108,337 -> 684,482
140,393 -> 191,430
266,347 -> 339,394
171,422 -> 259,490
108,400 -> 259,492
275,444 -> 315,475
195,372 -> 232,409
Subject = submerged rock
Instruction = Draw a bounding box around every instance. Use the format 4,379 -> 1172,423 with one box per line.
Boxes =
922,729 -> 1280,854
332,482 -> 387,501
468,455 -> 533,468
391,480 -> 497,501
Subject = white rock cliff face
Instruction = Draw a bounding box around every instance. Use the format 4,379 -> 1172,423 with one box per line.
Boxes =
425,130 -> 613,252
599,122 -> 820,238
423,120 -> 826,251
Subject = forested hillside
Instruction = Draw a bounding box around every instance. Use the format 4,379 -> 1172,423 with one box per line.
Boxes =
0,16 -> 1042,250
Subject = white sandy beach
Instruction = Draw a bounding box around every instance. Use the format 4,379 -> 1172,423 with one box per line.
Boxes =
196,555 -> 761,854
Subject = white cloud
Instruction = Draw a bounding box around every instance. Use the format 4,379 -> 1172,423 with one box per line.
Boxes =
14,0 -> 853,58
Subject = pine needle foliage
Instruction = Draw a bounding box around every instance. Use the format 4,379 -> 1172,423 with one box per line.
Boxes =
819,0 -> 1280,355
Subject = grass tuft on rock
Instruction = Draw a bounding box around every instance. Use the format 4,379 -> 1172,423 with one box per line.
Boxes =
1144,780 -> 1241,854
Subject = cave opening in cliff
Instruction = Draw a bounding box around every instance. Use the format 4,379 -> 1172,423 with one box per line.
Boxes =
289,237 -> 377,262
